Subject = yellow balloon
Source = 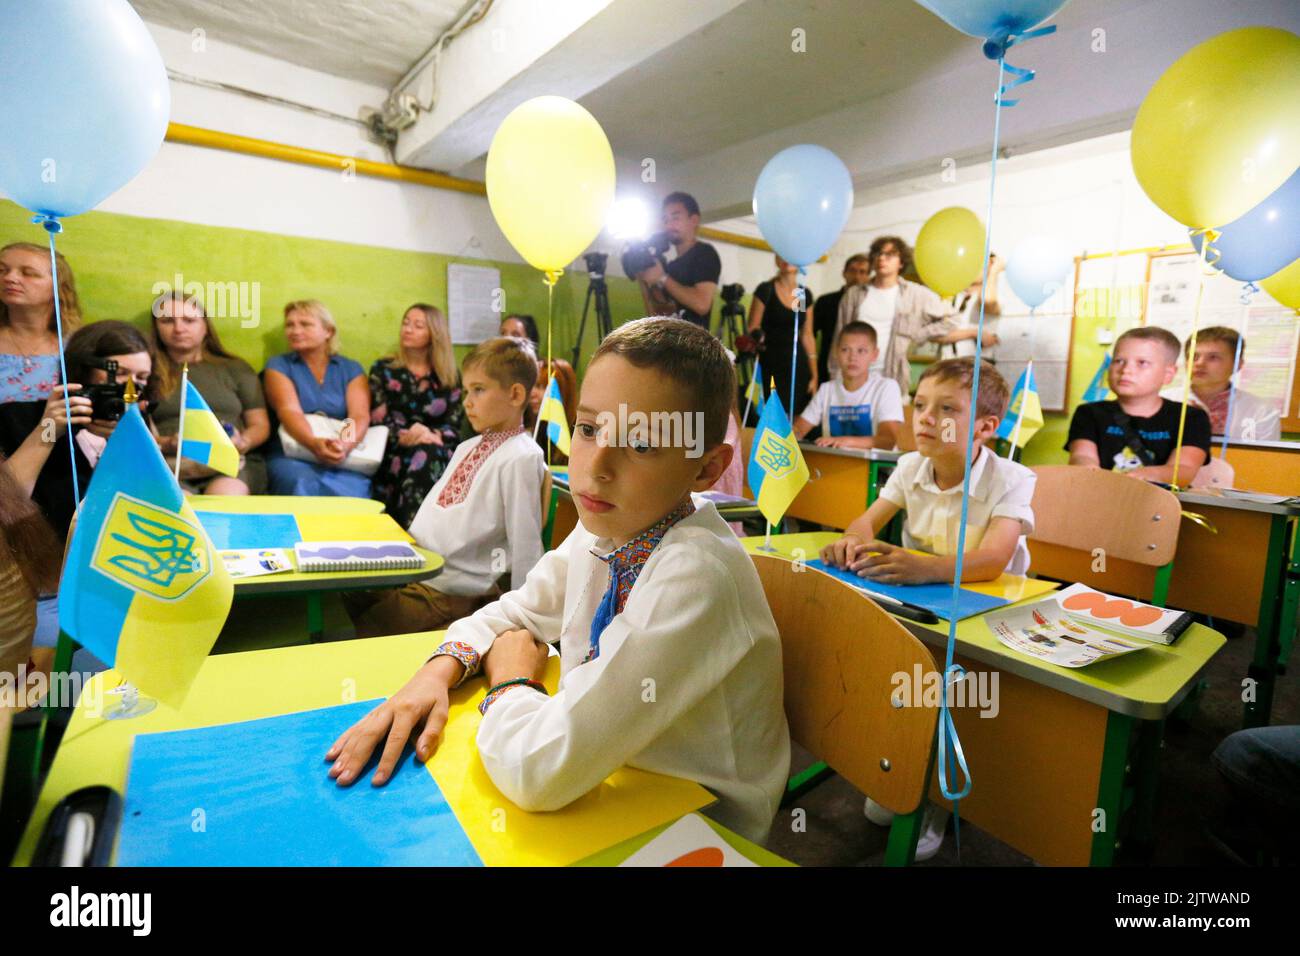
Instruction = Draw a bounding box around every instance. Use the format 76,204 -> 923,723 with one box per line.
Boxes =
485,96 -> 615,273
1261,256 -> 1300,310
1131,26 -> 1300,228
914,206 -> 985,297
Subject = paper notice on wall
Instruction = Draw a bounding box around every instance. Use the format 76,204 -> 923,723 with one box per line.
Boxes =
448,263 -> 502,344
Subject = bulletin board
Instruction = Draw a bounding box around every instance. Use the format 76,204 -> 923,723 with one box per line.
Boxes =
997,262 -> 1077,412
1144,250 -> 1299,433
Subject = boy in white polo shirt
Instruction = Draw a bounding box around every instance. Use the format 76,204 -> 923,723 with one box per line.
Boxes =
794,321 -> 903,450
822,356 -> 1035,582
344,337 -> 546,638
820,356 -> 1034,859
327,318 -> 791,845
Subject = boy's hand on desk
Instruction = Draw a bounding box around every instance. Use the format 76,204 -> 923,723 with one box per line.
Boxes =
325,656 -> 460,787
850,540 -> 937,584
820,533 -> 865,569
483,628 -> 549,687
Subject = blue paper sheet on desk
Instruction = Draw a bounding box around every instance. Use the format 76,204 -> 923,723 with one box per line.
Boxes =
195,511 -> 301,550
806,559 -> 1008,621
118,700 -> 482,866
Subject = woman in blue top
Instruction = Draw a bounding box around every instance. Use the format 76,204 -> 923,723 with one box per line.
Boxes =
263,299 -> 372,497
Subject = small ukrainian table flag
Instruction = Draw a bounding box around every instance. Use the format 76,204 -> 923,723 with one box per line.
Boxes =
59,405 -> 233,709
179,375 -> 240,476
538,374 -> 571,455
747,384 -> 809,528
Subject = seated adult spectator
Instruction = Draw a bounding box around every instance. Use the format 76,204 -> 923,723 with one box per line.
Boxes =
263,300 -> 372,497
370,304 -> 463,527
149,291 -> 269,494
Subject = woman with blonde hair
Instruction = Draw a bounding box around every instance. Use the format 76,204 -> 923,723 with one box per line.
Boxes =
369,303 -> 464,526
0,462 -> 62,690
263,299 -> 371,497
149,290 -> 270,494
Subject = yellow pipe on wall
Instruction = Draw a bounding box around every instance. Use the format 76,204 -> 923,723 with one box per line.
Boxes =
164,122 -> 774,252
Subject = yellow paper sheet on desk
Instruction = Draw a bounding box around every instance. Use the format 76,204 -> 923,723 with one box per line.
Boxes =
966,575 -> 1059,603
427,658 -> 713,867
295,513 -> 414,543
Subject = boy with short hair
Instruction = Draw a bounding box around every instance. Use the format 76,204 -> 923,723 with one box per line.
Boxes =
794,321 -> 903,450
820,356 -> 1035,858
822,357 -> 1036,584
1067,326 -> 1211,481
1164,326 -> 1281,442
344,337 -> 546,638
328,319 -> 791,844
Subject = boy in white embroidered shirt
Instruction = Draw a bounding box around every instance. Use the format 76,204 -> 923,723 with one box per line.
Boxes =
793,321 -> 903,450
327,319 -> 791,844
822,357 -> 1036,583
344,337 -> 546,637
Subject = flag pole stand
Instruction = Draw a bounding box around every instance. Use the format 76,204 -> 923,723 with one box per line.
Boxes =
757,520 -> 779,553
104,681 -> 157,721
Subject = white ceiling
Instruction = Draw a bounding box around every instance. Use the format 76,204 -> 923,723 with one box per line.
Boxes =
580,0 -> 976,168
129,0 -> 468,88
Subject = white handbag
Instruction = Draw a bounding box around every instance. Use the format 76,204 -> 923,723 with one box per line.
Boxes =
279,414 -> 389,477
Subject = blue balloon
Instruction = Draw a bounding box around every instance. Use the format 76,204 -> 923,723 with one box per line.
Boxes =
752,145 -> 854,268
1192,166 -> 1300,282
914,0 -> 1070,55
1006,236 -> 1072,309
0,0 -> 170,219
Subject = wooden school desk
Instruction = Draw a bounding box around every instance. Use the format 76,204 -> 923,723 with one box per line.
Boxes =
1218,439 -> 1300,498
742,533 -> 1227,866
740,427 -> 902,528
1028,487 -> 1299,727
192,495 -> 443,641
14,633 -> 784,867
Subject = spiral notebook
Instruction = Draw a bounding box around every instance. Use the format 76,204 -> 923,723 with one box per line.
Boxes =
293,541 -> 423,573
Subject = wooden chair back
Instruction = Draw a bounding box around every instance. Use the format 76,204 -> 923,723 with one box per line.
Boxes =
751,552 -> 939,816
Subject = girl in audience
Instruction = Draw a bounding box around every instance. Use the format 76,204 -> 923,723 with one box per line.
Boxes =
500,313 -> 540,351
527,357 -> 577,464
149,291 -> 269,494
748,255 -> 818,415
263,299 -> 371,497
369,304 -> 463,527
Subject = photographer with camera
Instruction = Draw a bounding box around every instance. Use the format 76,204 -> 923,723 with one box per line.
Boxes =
627,192 -> 722,329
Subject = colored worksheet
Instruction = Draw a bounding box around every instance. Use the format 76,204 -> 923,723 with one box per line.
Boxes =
195,511 -> 301,550
118,700 -> 482,866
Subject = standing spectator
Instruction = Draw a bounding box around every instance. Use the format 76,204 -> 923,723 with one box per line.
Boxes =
264,300 -> 372,497
370,304 -> 464,527
636,192 -> 722,329
834,235 -> 959,398
938,254 -> 1003,361
814,253 -> 870,383
747,255 -> 817,415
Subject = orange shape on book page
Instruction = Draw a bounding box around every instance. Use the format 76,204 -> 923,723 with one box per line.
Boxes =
666,847 -> 726,867
1062,592 -> 1108,612
1091,599 -> 1133,619
1119,605 -> 1164,627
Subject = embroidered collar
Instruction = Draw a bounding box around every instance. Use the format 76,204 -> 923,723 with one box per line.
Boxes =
591,497 -> 697,618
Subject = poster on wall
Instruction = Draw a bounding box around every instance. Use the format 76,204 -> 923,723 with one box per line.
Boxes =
448,263 -> 502,344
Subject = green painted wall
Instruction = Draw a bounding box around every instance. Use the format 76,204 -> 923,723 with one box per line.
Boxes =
0,199 -> 650,376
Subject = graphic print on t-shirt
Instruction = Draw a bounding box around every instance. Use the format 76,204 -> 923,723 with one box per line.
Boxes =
828,404 -> 873,437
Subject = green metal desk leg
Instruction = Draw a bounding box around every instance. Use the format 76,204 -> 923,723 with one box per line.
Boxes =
782,761 -> 833,807
1090,711 -> 1135,866
1130,718 -> 1164,853
1279,516 -> 1299,668
306,594 -> 324,643
884,752 -> 935,867
1244,516 -> 1288,728
1151,563 -> 1172,608
868,461 -> 881,507
543,488 -> 560,551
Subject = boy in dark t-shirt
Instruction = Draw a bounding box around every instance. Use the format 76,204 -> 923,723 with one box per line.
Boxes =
1066,326 -> 1211,483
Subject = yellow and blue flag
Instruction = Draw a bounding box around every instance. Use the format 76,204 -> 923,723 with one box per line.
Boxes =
996,363 -> 1044,449
538,375 -> 571,455
59,405 -> 233,708
180,379 -> 240,476
747,384 -> 809,526
1083,353 -> 1112,402
745,360 -> 765,406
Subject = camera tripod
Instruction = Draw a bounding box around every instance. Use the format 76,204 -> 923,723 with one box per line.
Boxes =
571,253 -> 613,370
714,298 -> 746,353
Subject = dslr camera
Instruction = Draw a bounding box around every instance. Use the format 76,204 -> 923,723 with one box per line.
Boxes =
83,359 -> 128,421
620,231 -> 672,279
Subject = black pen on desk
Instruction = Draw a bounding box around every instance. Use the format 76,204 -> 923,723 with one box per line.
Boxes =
854,585 -> 941,625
